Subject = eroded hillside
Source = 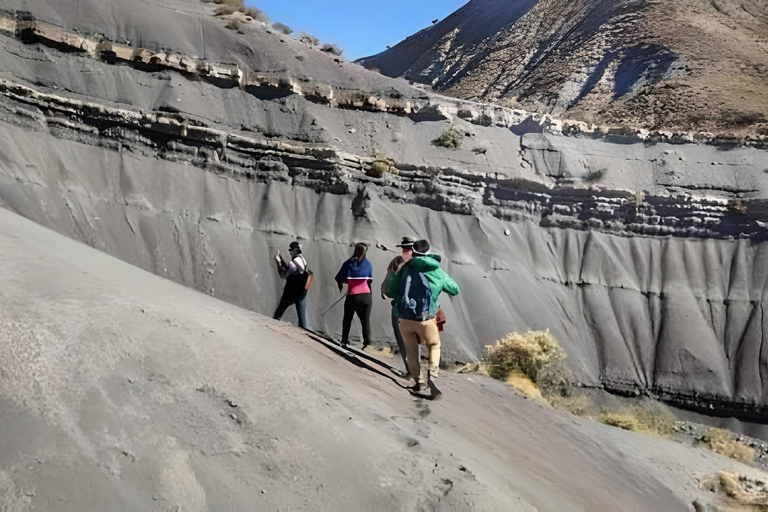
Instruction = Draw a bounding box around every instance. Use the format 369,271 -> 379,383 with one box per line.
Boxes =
360,0 -> 768,136
0,0 -> 767,422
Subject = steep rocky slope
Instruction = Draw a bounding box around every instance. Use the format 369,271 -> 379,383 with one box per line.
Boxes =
0,0 -> 768,421
4,206 -> 768,512
359,0 -> 768,136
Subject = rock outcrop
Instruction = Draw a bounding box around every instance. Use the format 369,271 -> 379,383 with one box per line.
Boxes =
359,0 -> 768,137
1,0 -> 768,420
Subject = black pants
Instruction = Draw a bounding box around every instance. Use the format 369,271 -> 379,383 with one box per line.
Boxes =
273,290 -> 307,329
342,293 -> 372,346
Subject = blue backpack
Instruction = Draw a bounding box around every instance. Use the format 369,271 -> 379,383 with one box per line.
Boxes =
397,265 -> 433,321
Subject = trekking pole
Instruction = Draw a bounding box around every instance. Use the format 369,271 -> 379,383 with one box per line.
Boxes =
320,292 -> 347,318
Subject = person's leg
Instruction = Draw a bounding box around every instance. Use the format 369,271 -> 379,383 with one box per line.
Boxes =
341,295 -> 355,345
295,293 -> 307,329
356,293 -> 373,347
273,292 -> 291,320
399,319 -> 423,387
422,319 -> 441,379
392,313 -> 408,364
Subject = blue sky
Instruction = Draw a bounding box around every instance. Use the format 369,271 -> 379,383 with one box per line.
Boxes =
249,0 -> 468,60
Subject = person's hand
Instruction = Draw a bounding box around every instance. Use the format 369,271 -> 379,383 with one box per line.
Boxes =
338,282 -> 344,293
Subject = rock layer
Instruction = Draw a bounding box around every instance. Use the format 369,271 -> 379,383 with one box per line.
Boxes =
1,0 -> 768,419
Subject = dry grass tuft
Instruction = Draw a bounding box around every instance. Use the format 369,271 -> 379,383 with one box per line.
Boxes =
697,428 -> 756,465
505,370 -> 545,402
599,412 -> 642,431
207,0 -> 269,24
484,329 -> 565,384
299,33 -> 320,47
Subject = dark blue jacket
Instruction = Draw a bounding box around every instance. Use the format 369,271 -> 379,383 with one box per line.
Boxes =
335,257 -> 373,283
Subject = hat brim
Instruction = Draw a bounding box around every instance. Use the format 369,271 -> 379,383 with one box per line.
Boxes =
396,244 -> 414,248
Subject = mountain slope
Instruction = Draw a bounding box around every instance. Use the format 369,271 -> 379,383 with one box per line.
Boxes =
1,206 -> 764,511
359,0 -> 768,135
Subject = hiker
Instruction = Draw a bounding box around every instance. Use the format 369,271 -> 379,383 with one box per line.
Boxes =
381,237 -> 416,375
273,241 -> 311,329
335,243 -> 374,348
382,239 -> 459,393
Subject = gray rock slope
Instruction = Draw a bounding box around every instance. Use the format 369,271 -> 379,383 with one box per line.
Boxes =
6,206 -> 763,512
1,0 -> 768,417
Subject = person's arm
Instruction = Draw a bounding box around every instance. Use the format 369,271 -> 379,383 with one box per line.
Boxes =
335,261 -> 349,292
440,270 -> 460,296
382,269 -> 401,299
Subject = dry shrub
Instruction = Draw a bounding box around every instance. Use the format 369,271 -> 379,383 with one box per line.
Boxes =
272,22 -> 292,35
720,471 -> 743,498
214,5 -> 237,15
225,18 -> 242,30
484,329 -> 565,384
600,412 -> 642,432
299,32 -> 320,46
367,152 -> 398,178
243,7 -> 268,22
320,43 -> 344,56
212,0 -> 244,7
699,471 -> 768,509
435,126 -> 464,149
505,370 -> 545,402
697,428 -> 755,465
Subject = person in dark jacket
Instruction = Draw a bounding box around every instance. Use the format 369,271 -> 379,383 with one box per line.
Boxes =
273,241 -> 309,329
335,243 -> 374,348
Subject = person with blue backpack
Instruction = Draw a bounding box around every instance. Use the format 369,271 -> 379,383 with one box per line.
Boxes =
382,239 -> 459,393
335,243 -> 374,348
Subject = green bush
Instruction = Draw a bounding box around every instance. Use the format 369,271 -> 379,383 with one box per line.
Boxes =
367,152 -> 398,178
435,126 -> 464,149
272,22 -> 293,35
484,329 -> 565,383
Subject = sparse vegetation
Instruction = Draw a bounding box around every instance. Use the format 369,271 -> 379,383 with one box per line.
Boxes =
727,199 -> 748,214
367,152 -> 398,178
244,7 -> 268,22
272,22 -> 293,35
435,126 -> 464,149
207,0 -> 269,23
225,18 -> 242,30
484,329 -> 565,384
214,5 -> 238,16
585,169 -> 605,182
320,43 -> 344,56
697,428 -> 755,465
600,412 -> 642,431
498,96 -> 523,110
299,32 -> 320,47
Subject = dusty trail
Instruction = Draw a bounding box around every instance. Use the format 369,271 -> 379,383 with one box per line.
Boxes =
0,207 -> 763,511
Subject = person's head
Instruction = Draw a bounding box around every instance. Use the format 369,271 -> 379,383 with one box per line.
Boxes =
412,239 -> 430,257
352,243 -> 368,264
289,241 -> 302,258
397,236 -> 415,260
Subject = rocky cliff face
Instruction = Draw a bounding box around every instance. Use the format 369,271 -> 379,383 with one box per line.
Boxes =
359,0 -> 768,137
1,0 -> 768,419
